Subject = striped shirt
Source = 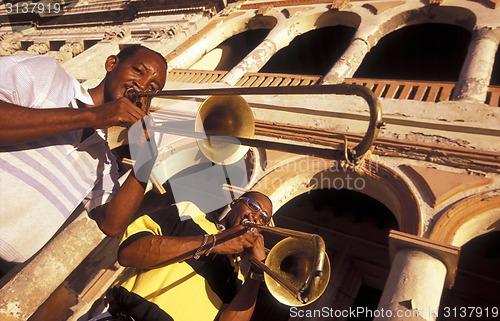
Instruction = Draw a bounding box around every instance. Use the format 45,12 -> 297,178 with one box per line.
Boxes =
0,55 -> 120,263
115,202 -> 243,321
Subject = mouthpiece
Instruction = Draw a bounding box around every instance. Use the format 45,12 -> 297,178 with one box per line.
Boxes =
125,88 -> 138,100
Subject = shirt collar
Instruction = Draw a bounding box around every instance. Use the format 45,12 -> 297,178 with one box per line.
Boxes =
72,79 -> 94,105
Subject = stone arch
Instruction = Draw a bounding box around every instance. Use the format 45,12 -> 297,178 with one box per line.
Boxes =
188,14 -> 277,70
168,12 -> 275,69
367,5 -> 477,47
251,156 -> 421,235
430,189 -> 500,247
259,10 -> 360,75
289,9 -> 361,38
352,6 -> 476,82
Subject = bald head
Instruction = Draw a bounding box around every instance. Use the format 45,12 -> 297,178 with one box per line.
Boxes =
223,191 -> 273,228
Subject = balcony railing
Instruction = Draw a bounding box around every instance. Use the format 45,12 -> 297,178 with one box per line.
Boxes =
166,69 -> 500,107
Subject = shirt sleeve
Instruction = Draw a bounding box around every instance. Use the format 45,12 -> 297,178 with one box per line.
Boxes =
118,203 -> 209,250
0,55 -> 82,108
119,206 -> 182,250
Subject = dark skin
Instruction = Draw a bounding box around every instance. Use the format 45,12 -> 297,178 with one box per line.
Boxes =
118,193 -> 273,321
0,48 -> 168,237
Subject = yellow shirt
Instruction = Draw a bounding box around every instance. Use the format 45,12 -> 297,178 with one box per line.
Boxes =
115,202 -> 243,321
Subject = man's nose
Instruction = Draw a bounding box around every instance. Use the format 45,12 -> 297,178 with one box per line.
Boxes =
133,79 -> 147,91
135,73 -> 158,91
249,212 -> 262,223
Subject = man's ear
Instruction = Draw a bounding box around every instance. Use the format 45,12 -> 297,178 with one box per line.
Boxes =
105,55 -> 119,72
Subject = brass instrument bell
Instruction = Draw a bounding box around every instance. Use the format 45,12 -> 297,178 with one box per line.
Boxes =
265,237 -> 331,306
195,95 -> 255,165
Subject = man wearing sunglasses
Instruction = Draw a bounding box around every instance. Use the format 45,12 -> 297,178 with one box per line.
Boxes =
96,191 -> 272,321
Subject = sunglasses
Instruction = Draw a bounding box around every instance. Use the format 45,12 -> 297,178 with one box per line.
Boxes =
235,197 -> 270,225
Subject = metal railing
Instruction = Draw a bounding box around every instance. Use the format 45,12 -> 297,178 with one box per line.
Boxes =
166,69 -> 500,107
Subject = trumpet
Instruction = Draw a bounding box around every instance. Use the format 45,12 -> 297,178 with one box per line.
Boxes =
241,219 -> 330,306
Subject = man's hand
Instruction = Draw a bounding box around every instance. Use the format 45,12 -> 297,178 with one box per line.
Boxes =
88,97 -> 146,129
243,231 -> 266,261
212,225 -> 261,255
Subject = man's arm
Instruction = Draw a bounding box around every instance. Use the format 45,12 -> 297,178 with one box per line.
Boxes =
218,278 -> 261,321
89,172 -> 147,237
118,225 -> 260,269
218,232 -> 266,321
0,98 -> 145,146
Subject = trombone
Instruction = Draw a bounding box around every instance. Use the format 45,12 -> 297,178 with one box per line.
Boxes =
127,84 -> 384,164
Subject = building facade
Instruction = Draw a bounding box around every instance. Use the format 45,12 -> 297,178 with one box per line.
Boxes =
0,0 -> 499,320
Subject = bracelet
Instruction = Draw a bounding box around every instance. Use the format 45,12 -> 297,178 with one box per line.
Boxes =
248,270 -> 264,282
194,234 -> 209,260
205,234 -> 217,256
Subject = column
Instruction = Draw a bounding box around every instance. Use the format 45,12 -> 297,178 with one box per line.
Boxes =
321,38 -> 370,85
452,28 -> 499,103
0,208 -> 106,321
375,231 -> 460,321
167,13 -> 251,70
221,38 -> 277,85
221,27 -> 294,86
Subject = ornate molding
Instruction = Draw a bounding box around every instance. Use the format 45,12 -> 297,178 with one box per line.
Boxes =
0,32 -> 22,55
27,42 -> 50,54
149,26 -> 178,39
103,27 -> 130,41
60,41 -> 84,57
430,189 -> 500,245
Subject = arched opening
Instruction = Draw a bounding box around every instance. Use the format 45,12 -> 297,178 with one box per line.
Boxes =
190,29 -> 271,71
260,26 -> 356,75
355,23 -> 471,82
250,189 -> 398,320
438,231 -> 500,321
